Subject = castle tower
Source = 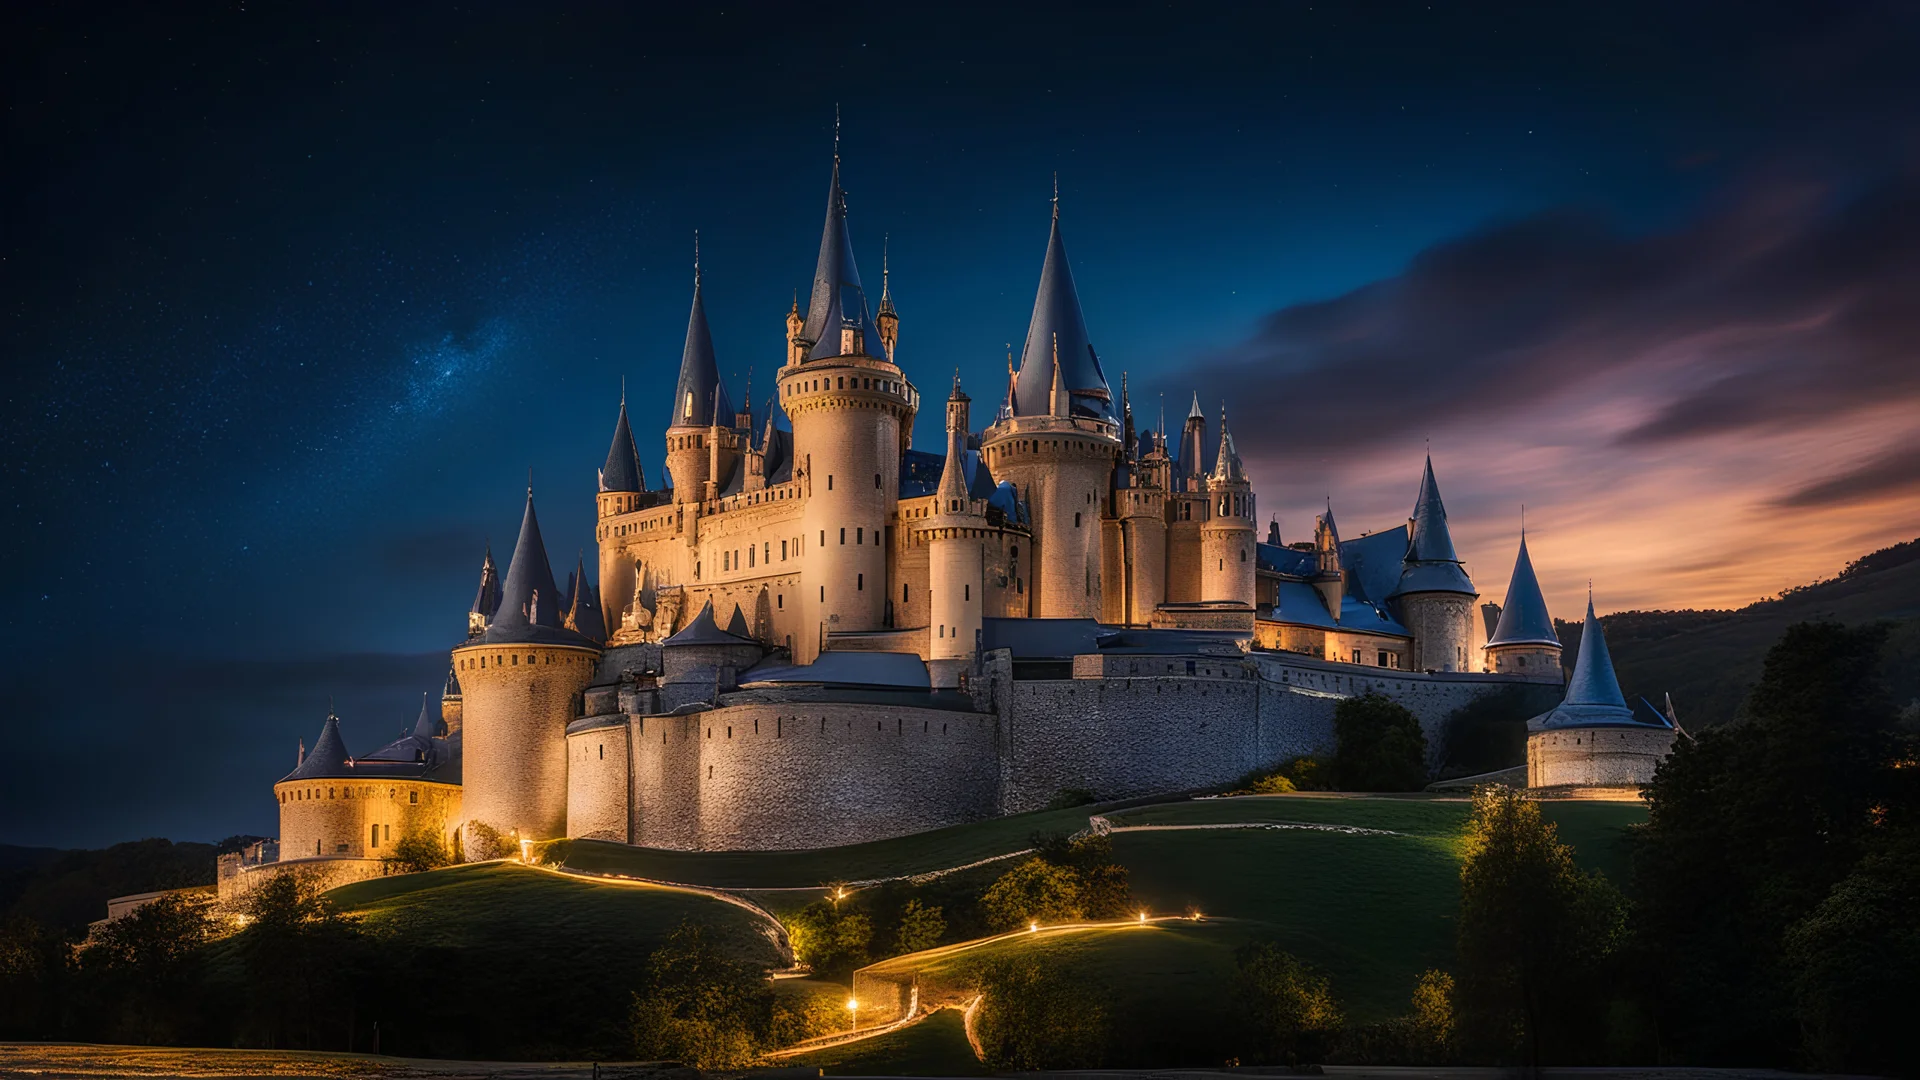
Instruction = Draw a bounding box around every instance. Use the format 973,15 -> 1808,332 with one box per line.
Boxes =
1526,590 -> 1675,787
1484,528 -> 1562,677
440,665 -> 463,735
1163,394 -> 1210,604
449,488 -> 601,856
778,150 -> 916,661
979,192 -> 1121,620
665,265 -> 732,504
597,394 -> 645,631
926,378 -> 984,677
467,545 -> 501,637
1312,504 -> 1345,616
876,238 -> 900,362
1392,456 -> 1479,672
1112,378 -> 1167,626
1200,408 -> 1256,605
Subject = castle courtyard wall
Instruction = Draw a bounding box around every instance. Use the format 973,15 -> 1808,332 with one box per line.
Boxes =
1528,726 -> 1675,787
566,720 -> 632,841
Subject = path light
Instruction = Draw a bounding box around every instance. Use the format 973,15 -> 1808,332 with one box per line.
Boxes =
846,997 -> 858,1033
1139,910 -> 1148,924
1029,921 -> 1039,933
519,838 -> 532,863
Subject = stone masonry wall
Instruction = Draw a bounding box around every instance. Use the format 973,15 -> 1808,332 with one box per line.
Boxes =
566,722 -> 632,841
452,643 -> 599,849
629,703 -> 997,851
1529,726 -> 1675,787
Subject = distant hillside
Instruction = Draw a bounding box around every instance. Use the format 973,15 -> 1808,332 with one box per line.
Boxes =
1560,537 -> 1920,729
0,836 -> 256,934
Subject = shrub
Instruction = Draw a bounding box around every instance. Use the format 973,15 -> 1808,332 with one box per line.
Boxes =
1232,942 -> 1343,1065
972,957 -> 1108,1069
1250,772 -> 1297,794
784,898 -> 873,979
980,858 -> 1083,931
1331,693 -> 1429,791
629,921 -> 773,1068
463,821 -> 508,862
893,898 -> 946,954
383,830 -> 451,874
1283,755 -> 1331,790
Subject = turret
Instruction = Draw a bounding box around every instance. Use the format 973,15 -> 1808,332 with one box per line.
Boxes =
978,189 -> 1121,620
598,393 -> 645,521
665,259 -> 732,504
440,665 -> 463,735
449,487 -> 601,855
1179,394 -> 1206,493
778,146 -> 916,660
927,378 -> 984,676
468,545 -> 501,637
1484,528 -> 1562,677
1110,375 -> 1166,626
1392,456 -> 1479,672
1312,503 -> 1344,616
1200,407 -> 1256,605
1525,589 -> 1676,787
876,237 -> 899,361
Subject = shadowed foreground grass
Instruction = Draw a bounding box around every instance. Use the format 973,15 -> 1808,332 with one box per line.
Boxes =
779,1009 -> 987,1076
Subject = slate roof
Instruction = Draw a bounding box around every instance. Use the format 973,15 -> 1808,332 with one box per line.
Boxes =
1488,534 -> 1559,648
1532,596 -> 1659,730
900,446 -> 999,501
474,491 -> 595,648
670,275 -> 732,429
282,714 -> 352,782
1393,457 -> 1476,598
1010,201 -> 1112,420
469,546 -> 501,624
1212,410 -> 1245,482
567,555 -> 609,644
725,604 -> 752,638
662,600 -> 756,647
1341,526 -> 1408,610
1267,581 -> 1410,637
1258,542 -> 1316,577
442,665 -> 461,698
600,398 -> 644,493
801,156 -> 883,361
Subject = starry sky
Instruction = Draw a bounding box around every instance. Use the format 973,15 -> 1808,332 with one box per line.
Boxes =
5,2 -> 1917,847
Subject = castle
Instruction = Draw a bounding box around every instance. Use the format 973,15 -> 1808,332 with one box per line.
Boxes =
245,148 -> 1676,885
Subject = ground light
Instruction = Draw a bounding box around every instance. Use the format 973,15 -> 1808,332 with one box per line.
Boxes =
519,838 -> 532,863
846,997 -> 858,1033
1029,921 -> 1039,933
1139,910 -> 1147,923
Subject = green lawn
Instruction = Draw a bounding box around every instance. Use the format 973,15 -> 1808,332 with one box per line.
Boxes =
325,863 -> 782,1059
561,802 -> 1120,888
780,1009 -> 988,1076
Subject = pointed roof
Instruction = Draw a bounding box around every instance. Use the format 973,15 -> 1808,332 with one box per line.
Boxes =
1188,392 -> 1204,421
1211,409 -> 1245,483
1488,534 -> 1559,648
670,274 -> 732,429
474,489 -> 594,647
662,600 -> 756,647
600,397 -> 644,493
1393,456 -> 1476,597
726,604 -> 752,638
443,665 -> 462,698
1012,199 -> 1112,419
1533,594 -> 1649,729
1566,596 -> 1627,709
567,555 -> 609,644
282,714 -> 352,781
412,692 -> 445,739
470,546 -> 501,622
1408,456 -> 1460,562
801,156 -> 882,360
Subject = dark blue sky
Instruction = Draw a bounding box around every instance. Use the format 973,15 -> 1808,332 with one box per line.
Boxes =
6,2 -> 1917,846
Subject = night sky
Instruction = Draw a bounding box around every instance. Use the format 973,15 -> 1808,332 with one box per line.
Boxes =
6,2 -> 1917,847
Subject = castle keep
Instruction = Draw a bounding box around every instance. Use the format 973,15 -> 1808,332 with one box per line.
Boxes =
248,147 -> 1675,876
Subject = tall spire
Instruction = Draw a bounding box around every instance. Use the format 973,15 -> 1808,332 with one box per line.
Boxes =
470,544 -> 502,624
1565,593 -> 1628,709
491,488 -> 563,634
1011,187 -> 1112,419
600,396 -> 644,493
566,553 -> 609,644
1488,530 -> 1558,647
937,378 -> 973,508
670,238 -> 731,429
800,124 -> 881,361
1407,455 -> 1461,562
1212,405 -> 1245,482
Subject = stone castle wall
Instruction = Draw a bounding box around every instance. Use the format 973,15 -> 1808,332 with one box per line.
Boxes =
1528,726 -> 1675,787
453,642 -> 599,849
566,720 -> 632,841
628,702 -> 997,851
275,779 -> 460,861
1400,592 -> 1477,673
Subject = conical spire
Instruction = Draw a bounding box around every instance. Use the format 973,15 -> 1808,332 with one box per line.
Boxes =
601,395 -> 644,493
670,261 -> 731,429
800,147 -> 882,360
1408,455 -> 1460,562
1012,193 -> 1111,418
1188,392 -> 1204,421
284,712 -> 352,781
491,488 -> 563,633
937,377 -> 973,509
1211,406 -> 1245,482
469,545 -> 502,624
1565,593 -> 1628,709
726,604 -> 752,638
412,692 -> 445,740
1488,532 -> 1559,647
566,554 -> 609,644
443,664 -> 462,698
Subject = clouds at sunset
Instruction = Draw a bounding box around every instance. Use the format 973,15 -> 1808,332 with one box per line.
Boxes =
1169,170 -> 1920,615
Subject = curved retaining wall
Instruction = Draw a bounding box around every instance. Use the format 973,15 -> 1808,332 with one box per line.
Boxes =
1528,726 -> 1674,787
630,702 -> 998,851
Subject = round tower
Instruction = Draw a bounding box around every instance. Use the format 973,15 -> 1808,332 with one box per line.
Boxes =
780,154 -> 916,661
450,490 -> 601,857
1485,529 -> 1563,677
1393,456 -> 1479,673
926,379 -> 984,675
979,195 -> 1121,621
1199,408 -> 1256,605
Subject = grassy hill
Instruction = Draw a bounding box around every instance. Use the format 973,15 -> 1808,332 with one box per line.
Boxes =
1569,536 -> 1920,729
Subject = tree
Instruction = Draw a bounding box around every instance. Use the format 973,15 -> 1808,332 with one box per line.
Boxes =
971,957 -> 1108,1069
1232,942 -> 1343,1065
1440,684 -> 1553,777
78,890 -> 216,1045
629,921 -> 773,1068
1407,968 -> 1456,1061
0,915 -> 69,1038
1331,693 -> 1429,791
1631,621 -> 1902,1063
980,859 -> 1081,931
1455,786 -> 1624,1064
893,898 -> 945,954
784,897 -> 873,979
232,869 -> 371,1050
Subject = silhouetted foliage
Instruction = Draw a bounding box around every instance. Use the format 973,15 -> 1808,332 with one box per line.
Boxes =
1332,693 -> 1429,790
785,896 -> 874,979
629,921 -> 774,1067
1441,683 -> 1556,778
972,956 -> 1108,1069
1232,942 -> 1343,1065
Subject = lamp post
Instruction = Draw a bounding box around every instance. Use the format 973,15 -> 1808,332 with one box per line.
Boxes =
846,997 -> 858,1034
